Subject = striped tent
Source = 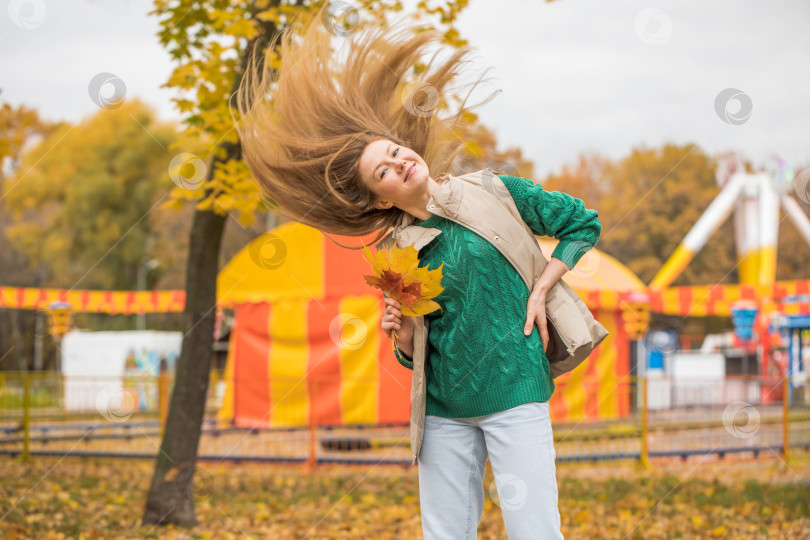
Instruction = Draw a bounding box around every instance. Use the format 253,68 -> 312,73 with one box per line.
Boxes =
216,222 -> 646,426
539,242 -> 646,422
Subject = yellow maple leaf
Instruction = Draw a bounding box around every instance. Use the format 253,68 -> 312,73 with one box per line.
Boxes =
361,242 -> 444,318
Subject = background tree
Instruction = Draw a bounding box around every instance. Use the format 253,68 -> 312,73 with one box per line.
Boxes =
0,101 -> 68,370
543,143 -> 738,286
3,99 -> 181,291
451,111 -> 536,179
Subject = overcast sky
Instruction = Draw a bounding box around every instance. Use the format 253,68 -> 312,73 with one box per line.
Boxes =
2,0 -> 809,179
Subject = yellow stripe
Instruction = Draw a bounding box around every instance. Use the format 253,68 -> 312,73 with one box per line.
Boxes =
217,223 -> 325,305
562,358 -> 586,421
650,244 -> 693,290
595,322 -> 618,419
758,245 -> 777,287
269,299 -> 309,426
737,248 -> 760,286
599,289 -> 617,310
339,295 -> 380,424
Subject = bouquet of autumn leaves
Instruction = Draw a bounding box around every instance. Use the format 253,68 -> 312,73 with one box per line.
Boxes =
361,242 -> 445,350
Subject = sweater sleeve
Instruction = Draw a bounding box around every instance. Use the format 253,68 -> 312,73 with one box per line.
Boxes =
497,173 -> 602,270
394,344 -> 414,370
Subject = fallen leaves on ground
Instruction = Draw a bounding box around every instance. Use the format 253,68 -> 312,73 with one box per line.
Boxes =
0,452 -> 808,539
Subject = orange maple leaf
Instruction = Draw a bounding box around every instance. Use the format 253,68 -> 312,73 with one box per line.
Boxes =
361,242 -> 444,317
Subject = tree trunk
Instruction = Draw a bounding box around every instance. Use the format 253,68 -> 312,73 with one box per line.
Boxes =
141,206 -> 226,526
141,18 -> 276,525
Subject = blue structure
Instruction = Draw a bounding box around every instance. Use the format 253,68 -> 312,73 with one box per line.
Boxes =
644,329 -> 677,372
771,309 -> 810,406
731,305 -> 759,342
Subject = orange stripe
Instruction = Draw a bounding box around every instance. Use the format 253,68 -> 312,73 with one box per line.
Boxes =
233,303 -> 271,428
740,285 -> 756,301
584,351 -> 599,420
707,285 -> 725,315
613,309 -> 630,418
677,287 -> 693,315
649,289 -> 664,312
323,230 -> 382,299
307,297 -> 343,425
104,291 -> 115,314
377,322 -> 411,423
549,378 -> 569,423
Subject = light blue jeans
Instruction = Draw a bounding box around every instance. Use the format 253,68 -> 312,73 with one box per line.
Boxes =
417,401 -> 564,539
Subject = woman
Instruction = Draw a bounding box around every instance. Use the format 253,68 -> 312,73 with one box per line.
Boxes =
233,7 -> 601,539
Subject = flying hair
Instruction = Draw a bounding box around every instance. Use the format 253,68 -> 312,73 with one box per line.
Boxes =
231,6 -> 500,249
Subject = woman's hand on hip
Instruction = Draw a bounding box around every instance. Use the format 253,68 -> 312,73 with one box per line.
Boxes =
524,289 -> 549,352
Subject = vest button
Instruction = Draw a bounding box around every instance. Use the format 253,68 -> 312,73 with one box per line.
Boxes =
429,204 -> 435,209
494,235 -> 500,241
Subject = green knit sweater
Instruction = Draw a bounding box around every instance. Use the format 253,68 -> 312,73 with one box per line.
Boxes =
393,174 -> 601,418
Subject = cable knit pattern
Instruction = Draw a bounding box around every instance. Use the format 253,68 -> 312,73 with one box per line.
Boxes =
394,174 -> 601,418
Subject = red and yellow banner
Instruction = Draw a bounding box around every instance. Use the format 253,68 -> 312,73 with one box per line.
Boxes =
0,287 -> 185,314
648,280 -> 810,316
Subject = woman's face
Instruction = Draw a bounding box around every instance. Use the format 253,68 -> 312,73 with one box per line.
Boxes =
358,139 -> 430,210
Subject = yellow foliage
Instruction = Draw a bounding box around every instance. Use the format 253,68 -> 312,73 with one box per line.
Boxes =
361,243 -> 444,317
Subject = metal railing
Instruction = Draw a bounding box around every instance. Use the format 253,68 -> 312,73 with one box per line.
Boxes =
1,372 -> 807,467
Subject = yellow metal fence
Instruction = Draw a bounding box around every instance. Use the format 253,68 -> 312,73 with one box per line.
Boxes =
1,372 -> 808,467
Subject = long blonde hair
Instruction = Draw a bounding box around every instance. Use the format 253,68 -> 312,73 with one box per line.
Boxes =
232,7 -> 498,248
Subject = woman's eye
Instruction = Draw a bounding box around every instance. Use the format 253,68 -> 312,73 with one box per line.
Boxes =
380,147 -> 400,179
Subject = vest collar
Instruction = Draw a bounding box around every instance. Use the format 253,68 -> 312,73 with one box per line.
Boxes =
390,172 -> 456,251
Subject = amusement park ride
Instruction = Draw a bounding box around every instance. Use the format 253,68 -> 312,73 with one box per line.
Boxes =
646,155 -> 810,403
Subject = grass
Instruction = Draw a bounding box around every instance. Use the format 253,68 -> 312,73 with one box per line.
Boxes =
0,451 -> 809,539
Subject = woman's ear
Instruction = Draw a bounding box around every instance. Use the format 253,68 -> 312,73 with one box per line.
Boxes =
375,199 -> 394,210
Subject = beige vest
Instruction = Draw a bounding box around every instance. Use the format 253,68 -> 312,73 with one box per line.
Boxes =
377,169 -> 609,464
